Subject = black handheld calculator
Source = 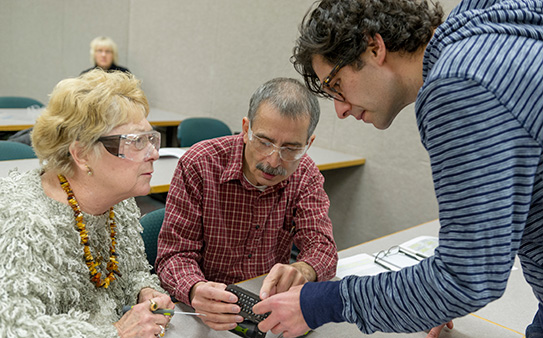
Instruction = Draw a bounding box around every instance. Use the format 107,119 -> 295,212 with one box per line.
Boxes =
226,284 -> 269,338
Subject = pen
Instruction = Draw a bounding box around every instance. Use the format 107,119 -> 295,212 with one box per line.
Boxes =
122,305 -> 206,317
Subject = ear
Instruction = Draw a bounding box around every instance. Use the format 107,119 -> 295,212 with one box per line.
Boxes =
68,141 -> 90,172
307,134 -> 316,150
242,117 -> 250,144
367,33 -> 387,66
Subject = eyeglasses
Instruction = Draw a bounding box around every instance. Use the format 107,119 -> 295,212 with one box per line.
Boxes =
374,246 -> 402,271
247,125 -> 309,162
321,60 -> 346,102
374,244 -> 425,271
98,130 -> 161,162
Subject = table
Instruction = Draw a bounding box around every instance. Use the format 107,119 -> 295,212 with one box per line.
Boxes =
164,219 -> 537,337
0,146 -> 365,194
0,107 -> 187,146
0,107 -> 187,131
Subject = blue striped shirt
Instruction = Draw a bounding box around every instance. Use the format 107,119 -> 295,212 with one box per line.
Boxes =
300,0 -> 543,333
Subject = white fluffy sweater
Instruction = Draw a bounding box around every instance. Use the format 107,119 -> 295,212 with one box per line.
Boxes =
0,169 -> 163,337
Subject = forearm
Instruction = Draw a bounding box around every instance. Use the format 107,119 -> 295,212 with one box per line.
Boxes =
300,281 -> 345,329
294,171 -> 338,282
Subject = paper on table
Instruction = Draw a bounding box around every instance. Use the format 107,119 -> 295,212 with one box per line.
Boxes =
336,253 -> 389,278
336,235 -> 439,277
399,235 -> 438,259
159,147 -> 186,158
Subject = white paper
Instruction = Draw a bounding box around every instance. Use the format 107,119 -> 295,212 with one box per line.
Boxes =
159,147 -> 186,158
336,253 -> 389,278
399,235 -> 438,258
337,235 -> 439,277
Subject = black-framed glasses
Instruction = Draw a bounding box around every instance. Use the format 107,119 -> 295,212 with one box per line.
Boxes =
247,124 -> 309,162
321,59 -> 346,102
98,130 -> 161,162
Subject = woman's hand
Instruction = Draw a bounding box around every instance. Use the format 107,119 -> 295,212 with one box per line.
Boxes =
114,288 -> 175,338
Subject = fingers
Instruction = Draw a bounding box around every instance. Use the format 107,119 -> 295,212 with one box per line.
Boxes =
425,320 -> 454,338
193,282 -> 237,303
152,292 -> 175,311
425,323 -> 448,338
260,264 -> 306,299
252,297 -> 270,316
255,286 -> 308,337
190,282 -> 244,331
116,303 -> 171,337
260,267 -> 280,299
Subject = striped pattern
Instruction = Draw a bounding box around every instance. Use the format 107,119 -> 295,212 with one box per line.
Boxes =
341,0 -> 543,333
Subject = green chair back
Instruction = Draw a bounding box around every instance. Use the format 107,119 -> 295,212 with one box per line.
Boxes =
0,96 -> 44,108
0,141 -> 37,161
139,207 -> 166,272
177,117 -> 232,147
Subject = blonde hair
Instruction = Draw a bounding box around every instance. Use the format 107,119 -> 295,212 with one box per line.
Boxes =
32,69 -> 149,176
89,36 -> 119,65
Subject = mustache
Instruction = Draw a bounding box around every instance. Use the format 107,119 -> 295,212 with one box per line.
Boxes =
256,162 -> 287,176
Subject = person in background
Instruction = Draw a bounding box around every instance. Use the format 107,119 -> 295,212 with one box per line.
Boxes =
81,36 -> 130,75
0,69 -> 174,338
156,77 -> 337,331
254,0 -> 543,338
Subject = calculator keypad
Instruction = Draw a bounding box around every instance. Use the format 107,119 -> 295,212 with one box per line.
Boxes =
226,284 -> 270,323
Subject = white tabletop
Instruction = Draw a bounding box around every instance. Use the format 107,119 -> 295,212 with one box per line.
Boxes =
163,219 -> 535,338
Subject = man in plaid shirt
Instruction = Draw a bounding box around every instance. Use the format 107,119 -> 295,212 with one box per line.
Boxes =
156,78 -> 338,331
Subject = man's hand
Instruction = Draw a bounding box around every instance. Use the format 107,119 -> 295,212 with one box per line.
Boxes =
189,281 -> 244,331
425,321 -> 454,338
253,285 -> 309,338
260,262 -> 316,300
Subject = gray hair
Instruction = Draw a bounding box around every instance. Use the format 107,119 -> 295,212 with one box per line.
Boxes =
247,78 -> 320,140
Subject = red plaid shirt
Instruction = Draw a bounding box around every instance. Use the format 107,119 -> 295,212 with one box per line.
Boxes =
156,134 -> 337,304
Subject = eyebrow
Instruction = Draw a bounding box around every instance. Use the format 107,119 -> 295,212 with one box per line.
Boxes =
255,132 -> 305,148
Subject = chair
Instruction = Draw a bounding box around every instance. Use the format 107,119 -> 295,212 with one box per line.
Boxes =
139,207 -> 166,273
177,117 -> 232,147
0,141 -> 37,161
0,96 -> 44,144
0,96 -> 44,108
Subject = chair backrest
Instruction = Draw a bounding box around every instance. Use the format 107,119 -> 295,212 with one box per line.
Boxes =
177,117 -> 232,147
139,207 -> 166,272
0,141 -> 37,161
0,96 -> 44,108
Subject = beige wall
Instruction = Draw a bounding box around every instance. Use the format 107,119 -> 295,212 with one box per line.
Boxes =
0,0 -> 460,250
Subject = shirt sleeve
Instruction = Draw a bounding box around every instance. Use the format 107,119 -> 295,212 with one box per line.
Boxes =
301,78 -> 541,333
293,162 -> 338,282
155,156 -> 208,305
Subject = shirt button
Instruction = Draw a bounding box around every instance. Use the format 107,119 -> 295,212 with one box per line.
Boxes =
255,225 -> 260,230
248,254 -> 252,258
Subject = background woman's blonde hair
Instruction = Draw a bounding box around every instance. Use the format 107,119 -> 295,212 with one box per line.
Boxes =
89,36 -> 119,65
32,69 -> 149,176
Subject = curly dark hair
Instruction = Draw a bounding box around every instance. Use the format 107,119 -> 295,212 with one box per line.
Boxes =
292,0 -> 444,97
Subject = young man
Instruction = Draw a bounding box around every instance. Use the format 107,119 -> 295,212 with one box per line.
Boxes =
156,78 -> 337,331
253,1 -> 543,338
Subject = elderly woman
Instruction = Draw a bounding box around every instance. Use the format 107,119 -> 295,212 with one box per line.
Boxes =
81,36 -> 130,75
0,69 -> 174,337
